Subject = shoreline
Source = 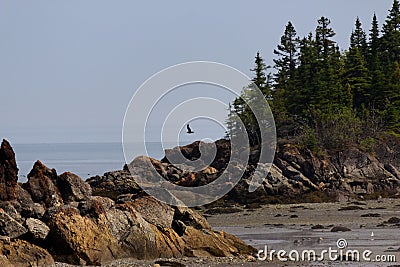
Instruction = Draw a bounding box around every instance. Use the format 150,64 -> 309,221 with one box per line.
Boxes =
52,198 -> 400,267
207,198 -> 400,266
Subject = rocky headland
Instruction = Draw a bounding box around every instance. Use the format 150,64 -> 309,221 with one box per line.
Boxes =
0,135 -> 399,266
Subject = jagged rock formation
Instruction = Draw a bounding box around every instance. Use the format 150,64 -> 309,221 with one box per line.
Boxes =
0,139 -> 255,266
90,138 -> 400,205
0,140 -> 18,201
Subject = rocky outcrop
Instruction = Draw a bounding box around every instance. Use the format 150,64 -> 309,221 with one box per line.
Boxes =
45,207 -> 124,265
86,169 -> 141,200
0,140 -> 18,201
23,160 -> 63,208
158,139 -> 400,203
57,172 -> 92,202
0,139 -> 255,266
0,239 -> 54,267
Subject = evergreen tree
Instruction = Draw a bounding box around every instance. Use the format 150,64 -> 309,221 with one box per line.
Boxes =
250,51 -> 270,97
273,21 -> 299,84
350,17 -> 368,58
315,17 -> 336,58
294,33 -> 318,116
381,0 -> 400,64
368,13 -> 380,67
344,46 -> 371,109
367,13 -> 387,109
314,17 -> 344,110
345,17 -> 371,109
272,21 -> 299,129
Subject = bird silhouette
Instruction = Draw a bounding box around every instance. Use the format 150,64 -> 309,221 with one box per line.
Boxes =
186,124 -> 194,134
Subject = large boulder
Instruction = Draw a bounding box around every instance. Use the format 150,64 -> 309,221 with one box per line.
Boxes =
25,218 -> 50,240
129,195 -> 175,229
0,139 -> 18,201
57,172 -> 92,203
87,170 -> 142,200
0,239 -> 54,267
23,160 -> 63,208
46,206 -> 124,265
182,226 -> 256,257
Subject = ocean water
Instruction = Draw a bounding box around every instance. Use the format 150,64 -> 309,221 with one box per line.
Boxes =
13,142 -> 173,182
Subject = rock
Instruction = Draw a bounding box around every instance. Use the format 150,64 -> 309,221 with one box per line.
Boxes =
154,259 -> 186,267
360,213 -> 381,217
23,160 -> 63,208
103,205 -> 160,259
57,172 -> 92,203
25,218 -> 50,240
173,206 -> 211,231
0,201 -> 21,222
311,224 -> 325,230
182,227 -> 256,257
129,196 -> 174,229
0,208 -> 27,239
46,206 -> 123,265
87,170 -> 142,200
0,239 -> 54,266
331,226 -> 351,232
0,139 -> 18,201
387,217 -> 400,224
78,196 -> 115,218
14,185 -> 46,219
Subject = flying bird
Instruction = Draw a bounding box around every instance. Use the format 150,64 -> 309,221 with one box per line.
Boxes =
186,124 -> 194,134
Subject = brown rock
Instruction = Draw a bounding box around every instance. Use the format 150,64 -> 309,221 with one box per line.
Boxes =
23,160 -> 63,208
173,205 -> 211,231
152,226 -> 184,258
46,207 -> 123,265
0,239 -> 54,266
331,226 -> 351,232
182,226 -> 256,257
86,170 -> 142,200
78,196 -> 115,218
0,139 -> 18,201
103,205 -> 159,259
57,172 -> 92,203
129,195 -> 174,229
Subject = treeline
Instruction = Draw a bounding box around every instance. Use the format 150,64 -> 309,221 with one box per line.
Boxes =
228,0 -> 400,152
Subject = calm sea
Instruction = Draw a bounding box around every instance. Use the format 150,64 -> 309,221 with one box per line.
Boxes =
13,142 -> 172,182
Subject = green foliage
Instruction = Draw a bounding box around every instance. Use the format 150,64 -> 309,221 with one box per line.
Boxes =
312,107 -> 363,150
360,137 -> 377,153
226,0 -> 400,151
296,125 -> 319,152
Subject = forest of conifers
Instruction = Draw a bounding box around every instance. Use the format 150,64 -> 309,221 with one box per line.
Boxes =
228,0 -> 400,152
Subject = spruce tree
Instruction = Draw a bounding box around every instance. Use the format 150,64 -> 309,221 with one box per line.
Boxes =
381,0 -> 400,64
345,18 -> 371,109
250,51 -> 270,97
350,17 -> 368,58
368,13 -> 380,67
272,21 -> 299,129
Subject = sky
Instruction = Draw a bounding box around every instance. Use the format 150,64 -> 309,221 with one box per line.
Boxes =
0,0 -> 394,144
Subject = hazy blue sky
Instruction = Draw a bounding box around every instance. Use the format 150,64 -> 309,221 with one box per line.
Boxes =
0,0 -> 393,144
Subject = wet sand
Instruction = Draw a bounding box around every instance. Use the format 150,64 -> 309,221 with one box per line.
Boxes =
207,198 -> 400,266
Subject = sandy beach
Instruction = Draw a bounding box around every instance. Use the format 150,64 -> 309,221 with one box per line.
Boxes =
206,198 -> 400,266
